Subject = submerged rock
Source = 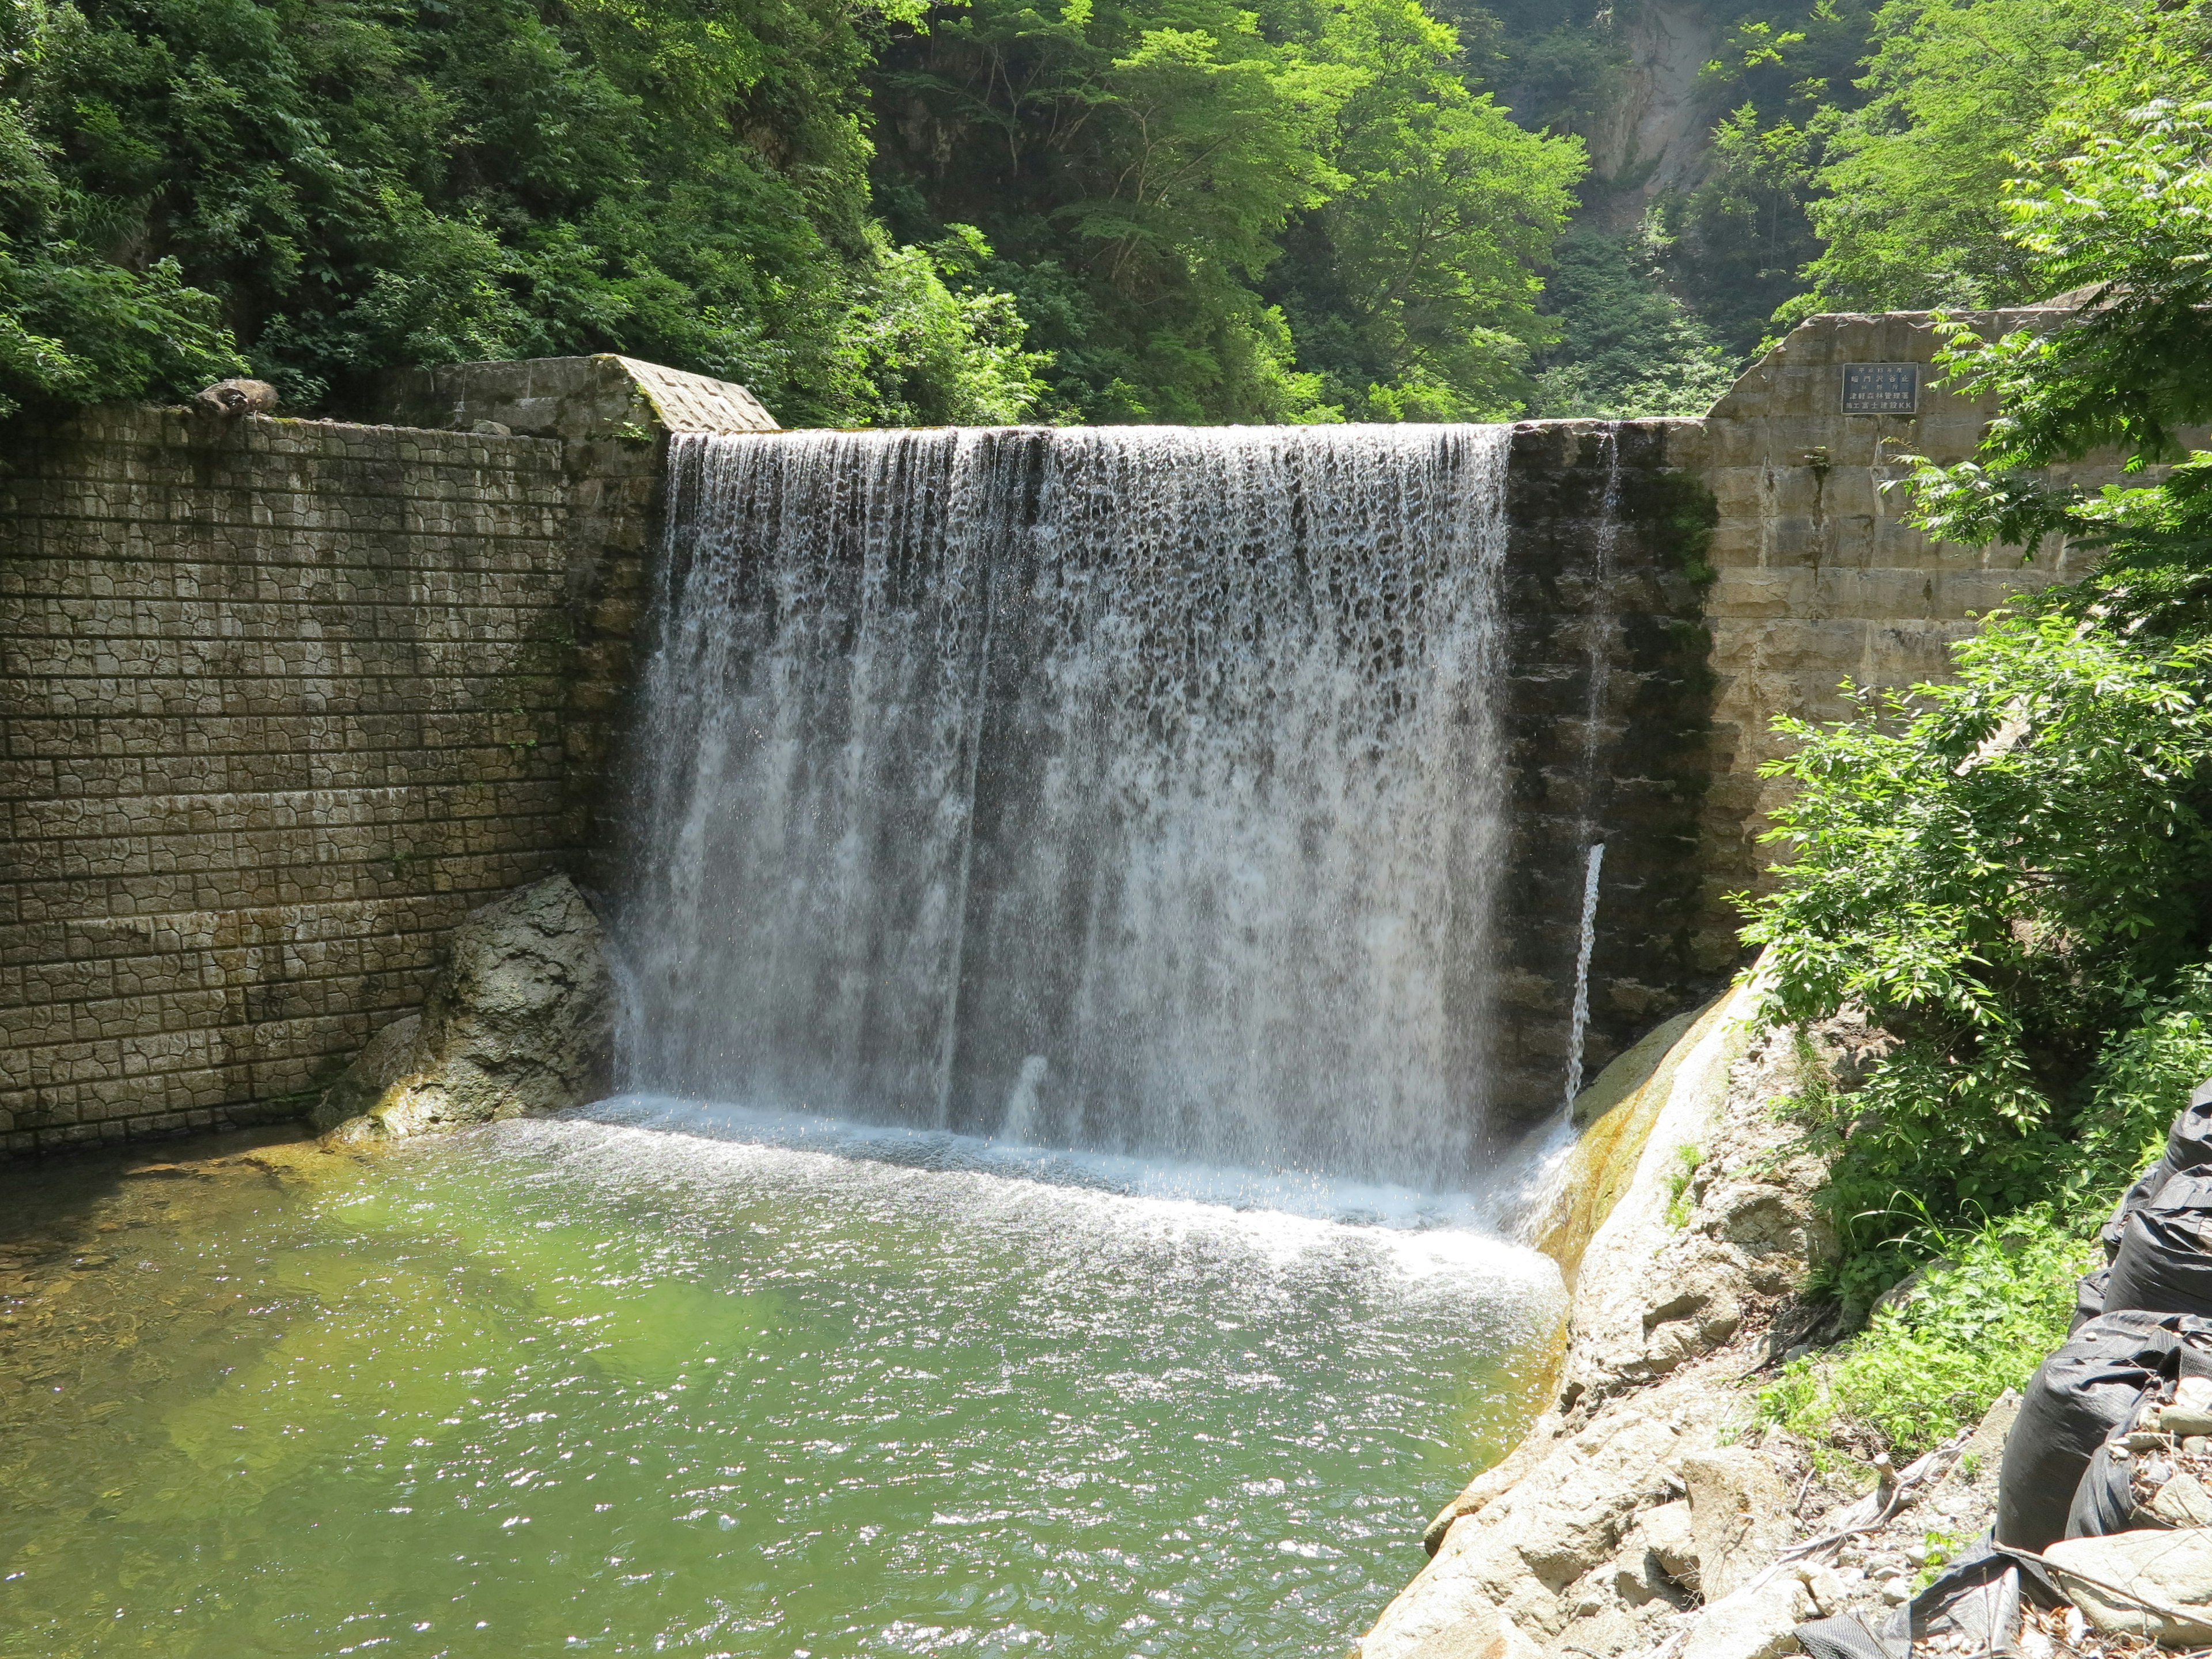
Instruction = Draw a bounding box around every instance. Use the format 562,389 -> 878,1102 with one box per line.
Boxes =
315,876 -> 613,1142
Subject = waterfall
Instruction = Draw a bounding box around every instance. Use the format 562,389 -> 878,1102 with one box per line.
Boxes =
1562,842 -> 1605,1108
619,424 -> 1516,1189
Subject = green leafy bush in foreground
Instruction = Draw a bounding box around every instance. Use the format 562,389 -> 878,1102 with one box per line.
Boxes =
1759,971 -> 2212,1457
1742,612 -> 2212,1301
1759,1215 -> 2092,1461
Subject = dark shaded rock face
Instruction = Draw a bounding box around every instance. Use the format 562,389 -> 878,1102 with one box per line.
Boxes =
315,876 -> 614,1141
1487,419 -> 1722,1132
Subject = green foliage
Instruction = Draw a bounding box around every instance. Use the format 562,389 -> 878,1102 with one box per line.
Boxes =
2,0 -> 1593,425
0,32 -> 243,415
1763,970 -> 2212,1450
1662,1142 -> 1703,1228
1744,5 -> 2212,1302
1759,1213 -> 2092,1459
1647,0 -> 1876,357
1793,0 -> 2127,315
1741,612 -> 2212,1294
1905,84 -> 2212,574
0,0 -> 1046,420
2067,965 -> 2212,1202
855,232 -> 1057,425
877,0 -> 1584,422
1530,227 -> 1737,418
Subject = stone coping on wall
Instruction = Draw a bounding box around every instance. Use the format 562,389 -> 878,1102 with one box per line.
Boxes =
365,354 -> 778,442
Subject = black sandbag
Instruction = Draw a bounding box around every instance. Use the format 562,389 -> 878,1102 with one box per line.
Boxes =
2064,1391 -> 2162,1539
2097,1084 -> 2212,1262
2068,1437 -> 2138,1539
2104,1154 -> 2180,1263
1911,1543 -> 2033,1650
1795,1613 -> 1900,1659
1995,1309 -> 2212,1550
2073,1264 -> 2111,1334
2105,1172 -> 2212,1317
2171,1079 -> 2212,1167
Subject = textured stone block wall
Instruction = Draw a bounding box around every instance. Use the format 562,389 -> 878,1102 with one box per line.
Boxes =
1694,309 -> 2127,968
0,396 -> 661,1156
1489,418 -> 1719,1129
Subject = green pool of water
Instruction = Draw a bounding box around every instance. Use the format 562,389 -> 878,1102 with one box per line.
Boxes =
0,1113 -> 1563,1658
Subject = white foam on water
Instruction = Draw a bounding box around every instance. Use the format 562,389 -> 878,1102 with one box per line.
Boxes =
554,1092 -> 1565,1298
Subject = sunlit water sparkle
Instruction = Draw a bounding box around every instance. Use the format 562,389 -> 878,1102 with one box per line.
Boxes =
0,1117 -> 1564,1658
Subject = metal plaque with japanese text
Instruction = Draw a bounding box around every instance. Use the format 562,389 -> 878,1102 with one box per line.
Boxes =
1841,362 -> 1920,414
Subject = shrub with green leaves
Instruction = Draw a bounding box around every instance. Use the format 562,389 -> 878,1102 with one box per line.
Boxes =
1742,611 -> 2212,1296
1760,1214 -> 2092,1461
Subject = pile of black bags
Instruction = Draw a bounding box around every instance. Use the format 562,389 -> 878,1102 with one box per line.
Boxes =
2082,1085 -> 2212,1329
1995,1310 -> 2212,1548
1798,1084 -> 2212,1659
1999,1081 -> 2212,1552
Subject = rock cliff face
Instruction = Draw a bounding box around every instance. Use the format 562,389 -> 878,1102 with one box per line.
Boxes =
1361,993 -> 1999,1659
1580,0 -> 1724,232
313,875 -> 615,1141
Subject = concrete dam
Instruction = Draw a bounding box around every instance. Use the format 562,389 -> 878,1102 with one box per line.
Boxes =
0,308 -> 2096,1163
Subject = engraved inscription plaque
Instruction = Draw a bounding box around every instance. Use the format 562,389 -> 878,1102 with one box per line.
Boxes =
1842,362 -> 1919,414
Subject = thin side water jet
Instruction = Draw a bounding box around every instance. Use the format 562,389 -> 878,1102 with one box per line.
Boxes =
1562,840 -> 1606,1108
1558,426 -> 1624,1108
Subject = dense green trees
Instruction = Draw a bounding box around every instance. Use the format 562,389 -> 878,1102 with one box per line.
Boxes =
1,0 -> 2195,427
0,0 -> 1052,420
1791,0 -> 2126,314
1,0 -> 1583,422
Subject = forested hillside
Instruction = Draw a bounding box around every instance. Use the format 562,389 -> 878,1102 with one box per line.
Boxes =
0,0 -> 2173,423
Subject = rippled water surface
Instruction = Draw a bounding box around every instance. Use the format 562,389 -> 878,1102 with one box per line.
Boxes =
0,1115 -> 1563,1658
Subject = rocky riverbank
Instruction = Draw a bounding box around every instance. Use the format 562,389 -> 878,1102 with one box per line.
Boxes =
1358,990 -> 2019,1659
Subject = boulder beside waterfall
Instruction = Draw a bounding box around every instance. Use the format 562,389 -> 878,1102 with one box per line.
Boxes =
312,875 -> 615,1141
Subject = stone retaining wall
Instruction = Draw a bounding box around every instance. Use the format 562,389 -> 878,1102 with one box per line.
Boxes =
1491,418 -> 1717,1127
1694,308 -> 2126,967
0,358 -> 768,1155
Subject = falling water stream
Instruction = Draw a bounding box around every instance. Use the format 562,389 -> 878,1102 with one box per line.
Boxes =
0,422 -> 1612,1658
622,425 -> 1518,1185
